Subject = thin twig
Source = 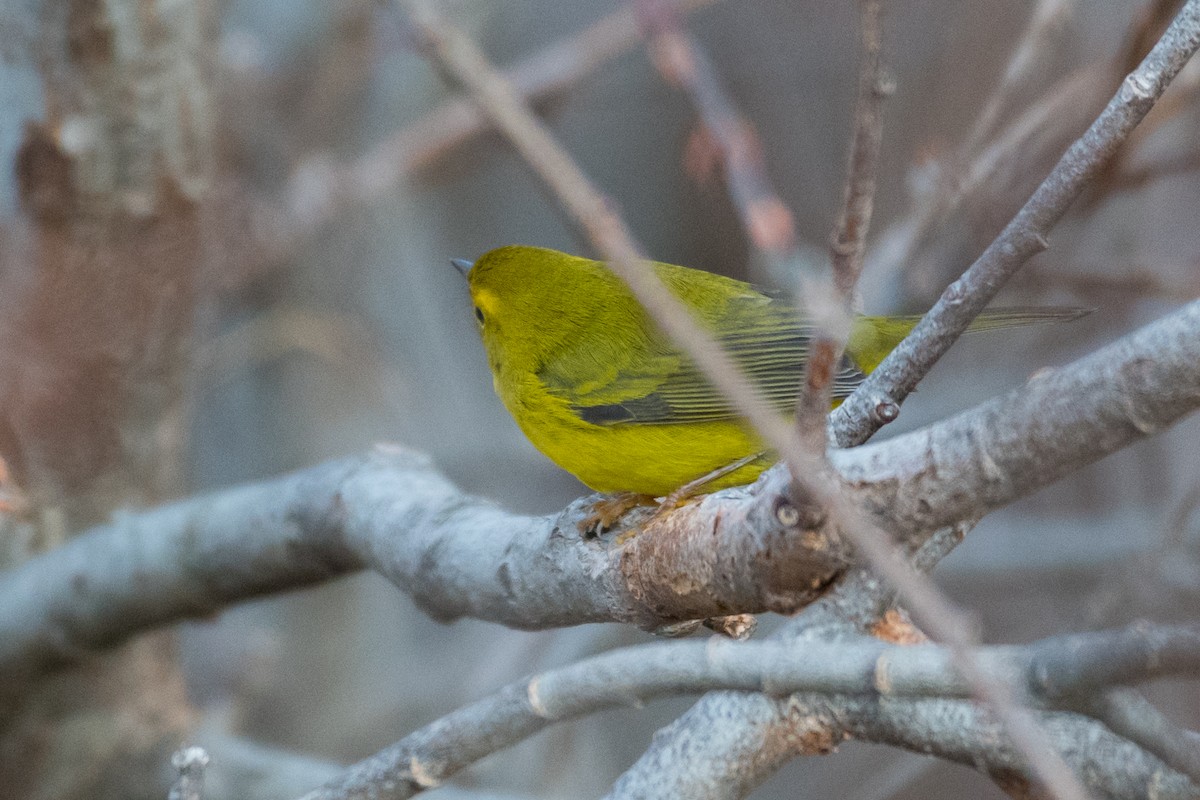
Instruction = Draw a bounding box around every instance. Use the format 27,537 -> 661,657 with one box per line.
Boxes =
1108,143 -> 1200,193
833,0 -> 1200,447
796,0 -> 890,452
1091,0 -> 1195,202
1119,0 -> 1188,75
829,0 -> 890,301
1018,261 -> 1200,303
960,0 -> 1076,158
637,0 -> 798,260
868,65 -> 1105,295
237,0 -> 722,286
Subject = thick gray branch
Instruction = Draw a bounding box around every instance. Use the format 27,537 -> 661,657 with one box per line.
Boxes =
0,444 -> 846,689
834,298 -> 1200,536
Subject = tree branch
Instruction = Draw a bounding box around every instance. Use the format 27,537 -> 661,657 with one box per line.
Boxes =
637,0 -> 798,257
959,0 -> 1076,159
298,624 -> 1200,800
832,694 -> 1198,800
832,298 -> 1200,536
832,0 -> 1200,447
796,0 -> 891,454
1076,689 -> 1200,785
0,444 -> 852,692
828,0 -> 889,301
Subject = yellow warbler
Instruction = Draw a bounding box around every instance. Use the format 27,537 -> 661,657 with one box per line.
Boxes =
457,245 -> 1083,497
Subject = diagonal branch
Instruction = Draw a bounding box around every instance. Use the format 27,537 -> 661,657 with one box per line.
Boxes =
637,0 -> 799,259
959,0 -> 1076,160
830,694 -> 1198,800
828,0 -> 889,301
833,0 -> 1200,447
1074,689 -> 1200,784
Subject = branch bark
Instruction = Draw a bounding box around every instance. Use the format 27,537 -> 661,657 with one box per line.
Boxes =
0,444 -> 851,692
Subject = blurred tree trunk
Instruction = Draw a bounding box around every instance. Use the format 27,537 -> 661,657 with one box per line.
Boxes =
0,1 -> 216,796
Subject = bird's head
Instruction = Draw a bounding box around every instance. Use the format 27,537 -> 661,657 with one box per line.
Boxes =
457,245 -> 619,374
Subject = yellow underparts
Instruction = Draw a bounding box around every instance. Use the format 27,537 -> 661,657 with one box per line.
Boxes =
506,376 -> 772,496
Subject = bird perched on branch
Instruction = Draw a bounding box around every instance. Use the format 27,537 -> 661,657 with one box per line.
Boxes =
455,245 -> 1084,501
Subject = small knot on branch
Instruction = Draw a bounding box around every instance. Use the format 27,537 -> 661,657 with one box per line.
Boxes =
775,499 -> 801,528
1122,71 -> 1157,101
774,494 -> 827,531
872,398 -> 900,424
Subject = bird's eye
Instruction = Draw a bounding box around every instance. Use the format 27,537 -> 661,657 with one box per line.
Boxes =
474,306 -> 485,323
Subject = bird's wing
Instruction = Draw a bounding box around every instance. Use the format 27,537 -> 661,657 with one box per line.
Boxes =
538,292 -> 867,426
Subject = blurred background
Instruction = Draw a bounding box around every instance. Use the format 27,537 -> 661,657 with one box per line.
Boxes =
1,1 -> 1199,797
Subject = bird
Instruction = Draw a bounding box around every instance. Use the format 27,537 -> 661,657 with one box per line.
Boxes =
456,244 -> 1085,501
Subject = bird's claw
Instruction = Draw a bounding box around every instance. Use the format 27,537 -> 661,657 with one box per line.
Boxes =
578,492 -> 656,538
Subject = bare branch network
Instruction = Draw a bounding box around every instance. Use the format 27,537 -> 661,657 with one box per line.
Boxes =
1,296 -> 1199,797
303,625 -> 1200,800
2,296 -> 1197,683
3,1 -> 1200,799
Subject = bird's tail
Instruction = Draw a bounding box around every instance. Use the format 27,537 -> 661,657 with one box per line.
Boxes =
849,306 -> 1091,373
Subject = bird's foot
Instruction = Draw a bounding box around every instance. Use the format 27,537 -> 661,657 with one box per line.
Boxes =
578,492 -> 656,538
703,613 -> 758,640
651,614 -> 758,640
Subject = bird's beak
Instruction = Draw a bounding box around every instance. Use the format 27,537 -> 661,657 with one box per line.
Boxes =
450,258 -> 473,277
